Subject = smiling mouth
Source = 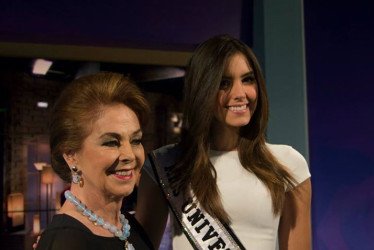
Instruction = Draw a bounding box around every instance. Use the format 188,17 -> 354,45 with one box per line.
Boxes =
227,104 -> 248,112
108,169 -> 134,180
115,170 -> 132,176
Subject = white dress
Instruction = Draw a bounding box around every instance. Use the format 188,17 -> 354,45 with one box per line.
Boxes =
170,143 -> 311,250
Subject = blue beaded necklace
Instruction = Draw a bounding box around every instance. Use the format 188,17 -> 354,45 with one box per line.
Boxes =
64,190 -> 134,250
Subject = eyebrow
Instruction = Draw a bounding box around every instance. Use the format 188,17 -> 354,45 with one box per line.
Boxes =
222,71 -> 255,79
99,129 -> 143,139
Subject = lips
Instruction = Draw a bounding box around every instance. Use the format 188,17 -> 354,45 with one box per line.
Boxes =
226,104 -> 248,113
109,169 -> 134,180
115,170 -> 132,176
228,104 -> 247,111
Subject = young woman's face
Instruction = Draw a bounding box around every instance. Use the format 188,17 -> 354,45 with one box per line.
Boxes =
72,104 -> 144,198
214,53 -> 258,129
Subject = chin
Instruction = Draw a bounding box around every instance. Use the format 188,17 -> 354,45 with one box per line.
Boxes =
122,187 -> 135,197
121,192 -> 133,198
227,118 -> 251,128
109,186 -> 135,198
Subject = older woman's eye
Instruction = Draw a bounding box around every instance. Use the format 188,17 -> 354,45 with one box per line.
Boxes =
102,140 -> 120,147
131,138 -> 142,146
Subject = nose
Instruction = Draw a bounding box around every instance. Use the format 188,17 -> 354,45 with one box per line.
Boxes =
118,143 -> 135,164
230,80 -> 246,101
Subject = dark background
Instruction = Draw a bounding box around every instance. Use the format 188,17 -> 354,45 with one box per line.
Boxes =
304,1 -> 374,249
1,0 -> 373,249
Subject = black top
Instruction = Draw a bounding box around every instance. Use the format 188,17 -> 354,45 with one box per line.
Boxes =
36,212 -> 154,250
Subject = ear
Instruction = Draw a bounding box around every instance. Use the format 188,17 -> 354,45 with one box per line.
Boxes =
62,151 -> 78,167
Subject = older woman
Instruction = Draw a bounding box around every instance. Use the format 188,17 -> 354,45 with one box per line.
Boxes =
36,72 -> 154,249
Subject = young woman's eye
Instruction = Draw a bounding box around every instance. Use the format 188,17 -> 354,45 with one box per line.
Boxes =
102,140 -> 120,147
243,76 -> 256,84
220,80 -> 231,89
131,139 -> 142,146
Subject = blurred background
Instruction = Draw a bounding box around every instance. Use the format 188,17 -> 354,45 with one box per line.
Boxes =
0,0 -> 373,249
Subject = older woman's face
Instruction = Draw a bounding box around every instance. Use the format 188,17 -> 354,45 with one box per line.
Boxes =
74,103 -> 144,198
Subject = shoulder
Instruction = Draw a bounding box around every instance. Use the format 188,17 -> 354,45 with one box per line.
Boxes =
266,143 -> 307,168
37,214 -> 91,249
266,143 -> 311,186
151,143 -> 181,161
143,143 -> 181,183
41,213 -> 90,232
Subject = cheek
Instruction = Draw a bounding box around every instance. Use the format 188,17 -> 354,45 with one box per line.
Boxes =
216,91 -> 228,112
250,86 -> 258,112
243,86 -> 258,114
91,149 -> 117,162
79,148 -> 119,171
246,85 -> 258,101
217,91 -> 225,106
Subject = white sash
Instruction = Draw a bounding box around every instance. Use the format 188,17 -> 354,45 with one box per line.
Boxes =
149,145 -> 245,250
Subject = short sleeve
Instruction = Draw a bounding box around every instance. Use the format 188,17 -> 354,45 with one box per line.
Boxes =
267,143 -> 311,190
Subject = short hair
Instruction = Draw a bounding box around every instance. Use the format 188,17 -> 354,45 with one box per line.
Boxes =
50,72 -> 150,182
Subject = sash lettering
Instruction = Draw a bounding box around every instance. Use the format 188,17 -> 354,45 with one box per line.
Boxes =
208,237 -> 227,250
181,200 -> 196,213
187,208 -> 205,226
150,145 -> 245,250
202,226 -> 219,241
195,219 -> 209,233
182,200 -> 227,247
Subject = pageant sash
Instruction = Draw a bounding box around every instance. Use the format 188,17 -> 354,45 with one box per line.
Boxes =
149,144 -> 245,250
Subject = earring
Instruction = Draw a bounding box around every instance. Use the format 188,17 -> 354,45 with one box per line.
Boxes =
71,166 -> 80,184
79,175 -> 84,188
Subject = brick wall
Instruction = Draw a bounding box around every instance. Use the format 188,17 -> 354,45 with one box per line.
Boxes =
3,72 -> 66,196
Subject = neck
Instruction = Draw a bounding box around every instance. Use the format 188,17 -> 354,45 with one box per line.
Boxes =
66,185 -> 123,226
210,121 -> 240,151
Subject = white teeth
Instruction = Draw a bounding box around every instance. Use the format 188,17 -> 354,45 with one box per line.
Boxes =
228,105 -> 247,111
115,170 -> 131,176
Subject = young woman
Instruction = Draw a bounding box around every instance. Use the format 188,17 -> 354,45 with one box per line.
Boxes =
36,72 -> 154,249
136,35 -> 311,250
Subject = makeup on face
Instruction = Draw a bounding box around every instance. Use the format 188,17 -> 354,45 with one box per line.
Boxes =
75,104 -> 145,197
214,53 -> 258,129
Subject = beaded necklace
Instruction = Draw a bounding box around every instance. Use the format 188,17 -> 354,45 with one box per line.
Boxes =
64,190 -> 134,250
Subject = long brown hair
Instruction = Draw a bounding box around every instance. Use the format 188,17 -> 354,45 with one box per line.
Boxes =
50,72 -> 150,182
171,35 -> 296,223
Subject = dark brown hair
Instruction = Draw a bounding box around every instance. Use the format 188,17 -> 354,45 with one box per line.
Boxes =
171,35 -> 296,223
50,72 -> 150,182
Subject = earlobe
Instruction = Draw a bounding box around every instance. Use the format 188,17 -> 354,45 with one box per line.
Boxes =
62,151 -> 77,167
